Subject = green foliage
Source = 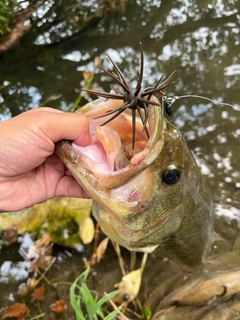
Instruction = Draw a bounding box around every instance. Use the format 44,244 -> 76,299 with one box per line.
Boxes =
141,306 -> 153,320
70,266 -> 121,319
0,0 -> 16,35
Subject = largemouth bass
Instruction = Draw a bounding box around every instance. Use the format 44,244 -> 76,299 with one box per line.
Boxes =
55,47 -> 214,270
55,96 -> 214,270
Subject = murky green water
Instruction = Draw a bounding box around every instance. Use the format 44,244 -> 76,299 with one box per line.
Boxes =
0,0 -> 240,318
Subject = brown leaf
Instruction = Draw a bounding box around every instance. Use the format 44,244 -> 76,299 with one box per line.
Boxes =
96,237 -> 109,263
31,286 -> 45,300
27,233 -> 54,271
29,252 -> 55,272
3,303 -> 28,318
94,56 -> 99,66
17,314 -> 27,320
2,225 -> 18,246
27,277 -> 37,289
50,299 -> 66,313
159,269 -> 240,309
17,283 -> 29,297
35,232 -> 52,248
83,70 -> 91,81
27,233 -> 52,259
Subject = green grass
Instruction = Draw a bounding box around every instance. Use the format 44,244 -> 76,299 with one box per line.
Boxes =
70,266 -> 121,320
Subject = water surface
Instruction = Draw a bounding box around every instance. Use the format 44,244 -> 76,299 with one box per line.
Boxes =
0,0 -> 240,318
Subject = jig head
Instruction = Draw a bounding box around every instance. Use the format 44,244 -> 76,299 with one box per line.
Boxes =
83,43 -> 176,149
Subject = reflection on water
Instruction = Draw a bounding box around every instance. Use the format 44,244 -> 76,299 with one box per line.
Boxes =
0,0 -> 240,316
0,0 -> 239,248
0,260 -> 30,283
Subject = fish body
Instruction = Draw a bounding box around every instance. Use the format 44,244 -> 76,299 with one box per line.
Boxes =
55,95 -> 214,270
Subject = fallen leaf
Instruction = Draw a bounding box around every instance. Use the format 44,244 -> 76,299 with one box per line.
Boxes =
36,232 -> 52,248
27,233 -> 52,259
2,225 -> 18,246
94,56 -> 99,66
17,283 -> 29,297
17,314 -> 27,320
50,299 -> 66,313
79,217 -> 95,244
27,233 -> 55,271
83,70 -> 91,80
27,277 -> 37,289
114,269 -> 142,304
159,269 -> 240,309
30,254 -> 55,272
31,286 -> 45,300
3,303 -> 28,318
0,197 -> 92,248
96,237 -> 109,262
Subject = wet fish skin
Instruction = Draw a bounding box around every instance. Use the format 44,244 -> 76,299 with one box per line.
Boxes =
135,119 -> 214,270
55,97 -> 214,271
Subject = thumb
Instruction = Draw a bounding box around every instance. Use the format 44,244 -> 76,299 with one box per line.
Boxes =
32,107 -> 92,146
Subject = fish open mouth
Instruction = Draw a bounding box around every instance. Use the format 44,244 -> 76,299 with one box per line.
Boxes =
56,96 -> 164,190
56,43 -> 174,190
55,92 -> 196,254
55,45 -> 215,262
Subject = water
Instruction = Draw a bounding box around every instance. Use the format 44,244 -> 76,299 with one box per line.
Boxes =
0,0 -> 240,318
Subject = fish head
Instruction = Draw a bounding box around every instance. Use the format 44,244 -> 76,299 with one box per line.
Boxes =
55,95 -> 214,270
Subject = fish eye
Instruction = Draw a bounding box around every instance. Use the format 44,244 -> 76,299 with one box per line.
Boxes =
162,165 -> 180,185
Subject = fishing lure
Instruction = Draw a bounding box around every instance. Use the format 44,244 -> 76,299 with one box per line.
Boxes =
83,43 -> 176,149
83,43 -> 238,148
161,94 -> 239,116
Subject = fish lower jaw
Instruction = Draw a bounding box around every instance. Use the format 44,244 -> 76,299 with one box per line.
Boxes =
126,244 -> 159,253
99,222 -> 158,253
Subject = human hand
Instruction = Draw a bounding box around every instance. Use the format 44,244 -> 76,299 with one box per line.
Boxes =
0,107 -> 92,212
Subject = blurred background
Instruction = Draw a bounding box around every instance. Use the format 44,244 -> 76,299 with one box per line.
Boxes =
0,1 -> 240,318
1,0 -> 239,220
